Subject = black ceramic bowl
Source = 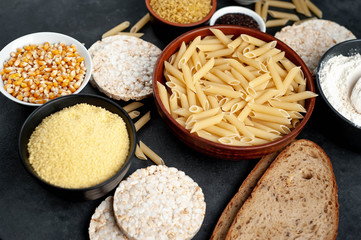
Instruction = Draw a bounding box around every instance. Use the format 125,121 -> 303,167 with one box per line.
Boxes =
18,94 -> 136,200
315,39 -> 361,149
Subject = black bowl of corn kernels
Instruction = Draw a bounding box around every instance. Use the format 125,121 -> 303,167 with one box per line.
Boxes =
0,32 -> 92,106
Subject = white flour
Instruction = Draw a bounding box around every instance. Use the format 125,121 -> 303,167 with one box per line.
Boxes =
319,53 -> 361,128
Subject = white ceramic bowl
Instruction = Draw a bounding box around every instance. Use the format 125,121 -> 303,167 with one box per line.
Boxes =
0,32 -> 92,107
209,6 -> 266,32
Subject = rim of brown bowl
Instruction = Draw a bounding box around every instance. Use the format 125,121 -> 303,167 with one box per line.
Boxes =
145,0 -> 217,28
153,25 -> 316,160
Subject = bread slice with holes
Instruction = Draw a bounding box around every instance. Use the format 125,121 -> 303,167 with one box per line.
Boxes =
226,139 -> 339,240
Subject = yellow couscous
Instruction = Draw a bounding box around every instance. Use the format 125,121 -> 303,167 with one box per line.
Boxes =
149,0 -> 212,24
27,103 -> 129,189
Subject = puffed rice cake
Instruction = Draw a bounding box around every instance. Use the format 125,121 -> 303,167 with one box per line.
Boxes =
88,35 -> 161,101
88,196 -> 128,240
275,19 -> 356,75
113,165 -> 206,240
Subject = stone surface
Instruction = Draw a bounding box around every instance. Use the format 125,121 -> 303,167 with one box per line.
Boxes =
0,0 -> 360,239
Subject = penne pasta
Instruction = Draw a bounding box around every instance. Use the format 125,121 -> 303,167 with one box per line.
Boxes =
266,18 -> 290,28
135,144 -> 147,160
210,28 -> 233,46
178,36 -> 201,68
134,111 -> 151,131
139,141 -> 164,165
123,101 -> 144,112
190,113 -> 224,133
157,82 -> 170,114
255,1 -> 262,16
130,13 -> 150,33
306,0 -> 322,18
278,91 -> 318,102
128,111 -> 140,119
116,32 -> 144,38
261,2 -> 269,22
267,0 -> 296,9
160,29 -> 317,146
292,0 -> 305,14
268,10 -> 300,21
102,21 -> 130,39
299,0 -> 312,17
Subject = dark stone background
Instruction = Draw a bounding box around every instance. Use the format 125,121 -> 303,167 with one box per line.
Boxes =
0,0 -> 360,239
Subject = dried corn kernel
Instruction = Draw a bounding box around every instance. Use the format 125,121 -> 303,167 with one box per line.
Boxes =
1,42 -> 86,104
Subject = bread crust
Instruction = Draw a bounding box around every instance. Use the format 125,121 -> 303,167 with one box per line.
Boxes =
210,151 -> 281,240
225,139 -> 339,240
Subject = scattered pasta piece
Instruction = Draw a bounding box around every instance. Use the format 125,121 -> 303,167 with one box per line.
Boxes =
128,111 -> 140,119
102,21 -> 130,39
130,13 -> 150,33
135,144 -> 147,160
123,101 -> 144,112
254,0 -> 323,28
139,141 -> 165,165
134,111 -> 151,131
116,32 -> 144,38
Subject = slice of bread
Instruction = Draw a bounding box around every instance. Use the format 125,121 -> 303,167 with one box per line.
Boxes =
210,150 -> 281,240
226,139 -> 339,240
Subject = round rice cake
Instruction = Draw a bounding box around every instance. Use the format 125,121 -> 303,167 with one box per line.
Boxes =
89,196 -> 128,240
113,165 -> 206,240
88,35 -> 161,101
275,19 -> 356,75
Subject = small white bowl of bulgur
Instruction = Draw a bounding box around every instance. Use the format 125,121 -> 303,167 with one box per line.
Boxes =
18,94 -> 136,200
0,32 -> 92,106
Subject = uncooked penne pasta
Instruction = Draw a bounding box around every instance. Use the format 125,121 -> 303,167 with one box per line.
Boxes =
210,28 -> 233,46
248,102 -> 290,118
139,141 -> 164,165
196,130 -> 219,142
172,41 -> 187,68
299,0 -> 312,17
196,44 -> 225,52
268,10 -> 300,21
123,101 -> 144,112
267,0 -> 296,9
268,99 -> 306,112
160,29 -> 317,146
227,36 -> 243,50
130,13 -> 150,33
261,2 -> 269,22
267,57 -> 283,90
306,0 -> 322,18
102,21 -> 130,39
157,82 -> 170,114
178,36 -> 201,68
169,93 -> 179,119
116,32 -> 144,38
266,18 -> 289,28
134,111 -> 151,131
244,41 -> 277,58
241,34 -> 266,47
135,144 -> 147,160
292,0 -> 305,14
191,50 -> 202,71
128,111 -> 140,119
278,91 -> 317,102
255,1 -> 262,16
190,113 -> 224,133
193,57 -> 214,83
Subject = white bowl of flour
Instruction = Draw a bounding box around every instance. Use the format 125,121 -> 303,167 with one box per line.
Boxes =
317,39 -> 361,133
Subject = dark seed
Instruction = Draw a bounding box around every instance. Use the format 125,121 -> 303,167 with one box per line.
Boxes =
215,13 -> 260,30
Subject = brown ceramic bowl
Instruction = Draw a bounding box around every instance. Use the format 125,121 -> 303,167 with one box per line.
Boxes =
145,0 -> 217,40
153,25 -> 316,160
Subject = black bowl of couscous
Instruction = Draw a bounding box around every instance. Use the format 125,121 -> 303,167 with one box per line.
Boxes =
145,0 -> 217,40
18,94 -> 136,200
